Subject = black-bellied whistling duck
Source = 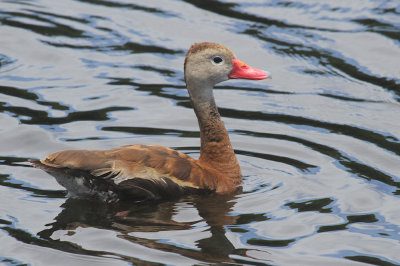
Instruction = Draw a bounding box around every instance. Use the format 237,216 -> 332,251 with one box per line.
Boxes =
30,42 -> 270,202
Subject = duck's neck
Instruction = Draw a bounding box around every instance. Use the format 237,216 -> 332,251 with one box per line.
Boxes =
186,80 -> 242,188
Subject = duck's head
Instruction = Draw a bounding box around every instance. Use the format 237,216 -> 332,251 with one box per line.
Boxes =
184,42 -> 270,88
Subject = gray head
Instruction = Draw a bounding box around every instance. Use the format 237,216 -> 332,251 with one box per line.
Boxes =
184,42 -> 236,88
184,42 -> 269,89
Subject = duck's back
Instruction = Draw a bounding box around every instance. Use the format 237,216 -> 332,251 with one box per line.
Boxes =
30,145 -> 216,202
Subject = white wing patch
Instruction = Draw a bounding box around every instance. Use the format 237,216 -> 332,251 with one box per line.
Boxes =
90,160 -> 200,189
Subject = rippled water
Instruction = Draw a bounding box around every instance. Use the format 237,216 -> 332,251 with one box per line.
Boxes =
1,0 -> 400,265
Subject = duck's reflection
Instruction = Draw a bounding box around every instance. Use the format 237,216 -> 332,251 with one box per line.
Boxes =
38,191 -> 253,263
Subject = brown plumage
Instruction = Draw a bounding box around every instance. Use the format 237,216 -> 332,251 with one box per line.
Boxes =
30,42 -> 270,202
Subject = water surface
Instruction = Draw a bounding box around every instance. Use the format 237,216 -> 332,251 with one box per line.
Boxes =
1,0 -> 400,265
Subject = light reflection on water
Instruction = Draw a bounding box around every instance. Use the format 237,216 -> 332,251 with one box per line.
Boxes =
1,0 -> 400,265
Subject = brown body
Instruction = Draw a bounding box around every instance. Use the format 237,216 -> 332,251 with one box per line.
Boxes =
30,42 -> 269,202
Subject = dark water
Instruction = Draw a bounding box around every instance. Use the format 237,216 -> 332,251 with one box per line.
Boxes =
1,0 -> 400,265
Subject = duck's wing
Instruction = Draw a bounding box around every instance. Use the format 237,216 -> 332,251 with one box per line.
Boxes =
30,144 -> 217,201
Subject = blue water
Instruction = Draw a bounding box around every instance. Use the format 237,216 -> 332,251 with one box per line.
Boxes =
1,0 -> 400,265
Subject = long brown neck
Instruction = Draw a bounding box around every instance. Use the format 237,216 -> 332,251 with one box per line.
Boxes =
186,80 -> 242,187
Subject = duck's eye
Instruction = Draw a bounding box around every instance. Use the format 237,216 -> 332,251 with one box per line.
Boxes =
211,56 -> 224,65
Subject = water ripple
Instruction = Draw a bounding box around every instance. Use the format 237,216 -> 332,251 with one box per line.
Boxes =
1,0 -> 400,265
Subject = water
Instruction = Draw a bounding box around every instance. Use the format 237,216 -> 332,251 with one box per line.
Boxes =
1,0 -> 400,265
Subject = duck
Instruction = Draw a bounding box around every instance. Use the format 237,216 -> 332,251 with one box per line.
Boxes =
30,42 -> 270,202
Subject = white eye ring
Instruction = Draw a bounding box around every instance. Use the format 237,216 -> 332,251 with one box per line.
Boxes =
211,55 -> 224,65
